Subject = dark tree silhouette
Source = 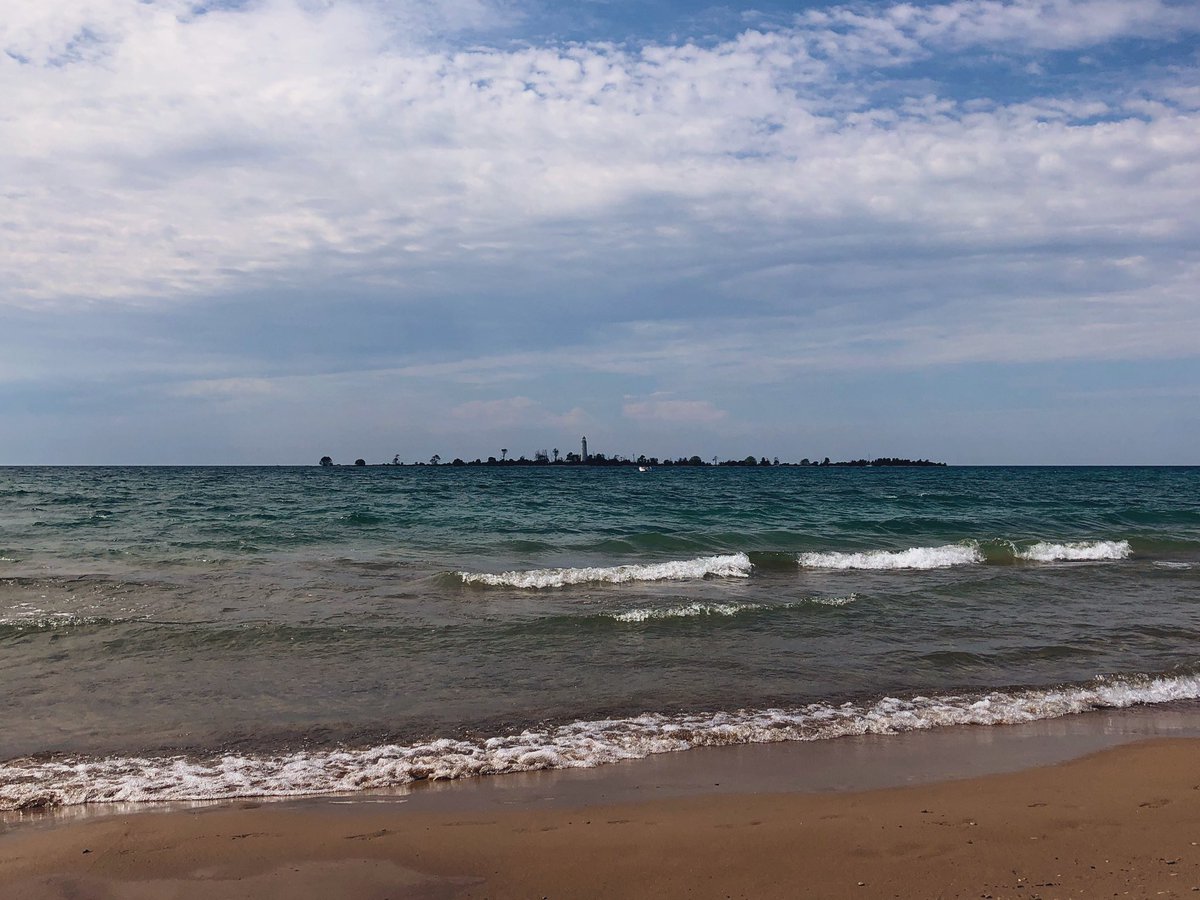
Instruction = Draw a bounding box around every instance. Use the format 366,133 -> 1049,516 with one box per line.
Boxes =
319,456 -> 333,467
354,458 -> 366,466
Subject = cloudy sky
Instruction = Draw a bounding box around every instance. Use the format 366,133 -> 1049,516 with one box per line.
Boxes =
3,0 -> 1198,464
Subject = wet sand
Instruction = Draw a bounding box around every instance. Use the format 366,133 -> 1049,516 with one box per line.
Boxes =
3,718 -> 1200,899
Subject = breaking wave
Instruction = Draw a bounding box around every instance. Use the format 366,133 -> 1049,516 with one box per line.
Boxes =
607,595 -> 856,623
797,543 -> 983,570
1015,540 -> 1132,562
458,553 -> 752,588
4,671 -> 1197,811
454,538 -> 1142,585
0,614 -> 131,635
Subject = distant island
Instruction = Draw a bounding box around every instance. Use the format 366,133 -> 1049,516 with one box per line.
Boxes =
318,448 -> 946,468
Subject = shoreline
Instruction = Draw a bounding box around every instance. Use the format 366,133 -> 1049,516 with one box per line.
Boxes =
4,708 -> 1200,897
5,675 -> 1197,816
7,701 -> 1200,830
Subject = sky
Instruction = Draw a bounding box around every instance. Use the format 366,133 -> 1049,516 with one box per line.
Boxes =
2,0 -> 1198,465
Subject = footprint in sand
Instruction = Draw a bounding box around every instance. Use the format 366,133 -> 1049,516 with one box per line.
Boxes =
344,829 -> 391,840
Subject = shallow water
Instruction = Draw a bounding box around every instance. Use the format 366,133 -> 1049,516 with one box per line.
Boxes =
2,465 -> 1198,809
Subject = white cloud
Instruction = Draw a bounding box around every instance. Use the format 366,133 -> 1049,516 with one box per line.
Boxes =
2,0 -> 1196,317
622,396 -> 728,425
799,0 -> 1200,65
170,376 -> 281,400
904,0 -> 1200,51
446,396 -> 584,430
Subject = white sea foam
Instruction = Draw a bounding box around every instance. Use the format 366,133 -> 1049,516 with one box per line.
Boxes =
610,602 -> 759,622
1153,561 -> 1194,570
5,671 -> 1197,811
797,543 -> 982,570
1016,540 -> 1132,562
458,553 -> 752,589
808,594 -> 858,606
0,613 -> 108,630
609,595 -> 856,622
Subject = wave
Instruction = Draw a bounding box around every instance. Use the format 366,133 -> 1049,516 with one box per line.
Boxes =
340,511 -> 385,526
607,595 -> 856,623
4,670 -> 1197,811
454,537 -> 1141,585
1015,540 -> 1132,562
610,602 -> 755,622
797,543 -> 982,570
0,614 -> 131,634
457,553 -> 752,589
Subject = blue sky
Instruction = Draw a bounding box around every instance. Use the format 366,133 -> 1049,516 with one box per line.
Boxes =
2,0 -> 1198,464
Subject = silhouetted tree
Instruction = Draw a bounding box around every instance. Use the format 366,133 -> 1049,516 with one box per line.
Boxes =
319,456 -> 333,467
552,448 -> 559,463
430,454 -> 441,465
500,448 -> 508,461
354,458 -> 366,466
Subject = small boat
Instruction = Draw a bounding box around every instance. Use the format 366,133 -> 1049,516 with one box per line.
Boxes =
638,466 -> 651,473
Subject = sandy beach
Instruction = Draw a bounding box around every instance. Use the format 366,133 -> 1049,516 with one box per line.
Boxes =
3,725 -> 1199,899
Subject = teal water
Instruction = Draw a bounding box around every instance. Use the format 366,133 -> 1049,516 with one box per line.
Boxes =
2,465 -> 1198,809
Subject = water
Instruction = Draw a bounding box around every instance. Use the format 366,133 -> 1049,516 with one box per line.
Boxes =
1,465 -> 1198,810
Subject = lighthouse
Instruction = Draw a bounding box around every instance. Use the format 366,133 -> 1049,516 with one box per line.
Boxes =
581,436 -> 588,463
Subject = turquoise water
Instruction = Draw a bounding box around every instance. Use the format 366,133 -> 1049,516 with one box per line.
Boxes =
2,465 -> 1198,809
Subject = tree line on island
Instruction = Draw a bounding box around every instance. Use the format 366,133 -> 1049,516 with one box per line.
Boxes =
318,452 -> 946,468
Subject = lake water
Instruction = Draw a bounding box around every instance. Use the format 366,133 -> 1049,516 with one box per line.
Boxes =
2,464 -> 1198,810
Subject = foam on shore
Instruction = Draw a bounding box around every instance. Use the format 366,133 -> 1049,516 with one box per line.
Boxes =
4,670 -> 1197,811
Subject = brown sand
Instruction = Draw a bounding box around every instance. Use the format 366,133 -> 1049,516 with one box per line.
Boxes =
2,737 -> 1199,899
